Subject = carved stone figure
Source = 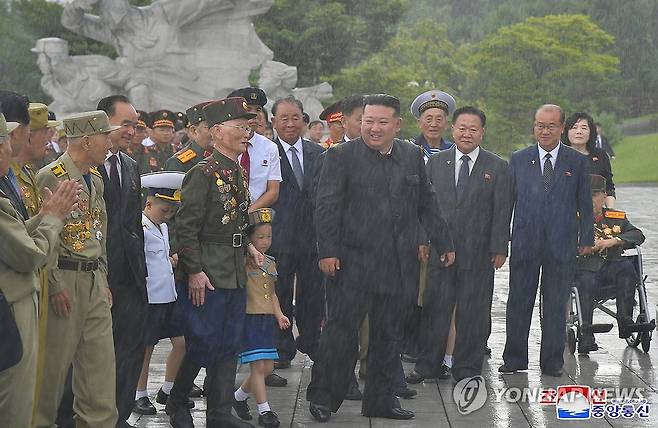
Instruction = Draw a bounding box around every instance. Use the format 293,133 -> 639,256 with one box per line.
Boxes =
31,37 -> 132,117
60,0 -> 275,110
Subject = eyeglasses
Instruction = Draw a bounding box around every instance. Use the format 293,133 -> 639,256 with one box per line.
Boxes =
220,124 -> 251,134
534,123 -> 561,132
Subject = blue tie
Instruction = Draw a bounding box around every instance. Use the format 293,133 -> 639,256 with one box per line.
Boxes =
456,155 -> 470,200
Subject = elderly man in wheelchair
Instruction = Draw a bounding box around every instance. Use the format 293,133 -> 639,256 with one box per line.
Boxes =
573,175 -> 647,354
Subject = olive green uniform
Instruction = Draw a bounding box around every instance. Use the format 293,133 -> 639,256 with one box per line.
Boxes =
164,140 -> 207,253
0,192 -> 63,428
34,152 -> 117,428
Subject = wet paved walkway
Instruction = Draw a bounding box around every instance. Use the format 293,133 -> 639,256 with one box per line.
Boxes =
131,185 -> 658,427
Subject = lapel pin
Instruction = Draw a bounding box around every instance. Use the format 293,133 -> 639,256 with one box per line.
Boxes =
565,171 -> 572,177
531,160 -> 536,165
447,160 -> 451,165
484,173 -> 491,180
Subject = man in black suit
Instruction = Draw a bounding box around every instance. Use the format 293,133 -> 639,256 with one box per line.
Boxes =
406,106 -> 513,383
306,94 -> 455,422
270,96 -> 325,365
97,95 -> 148,427
500,104 -> 594,377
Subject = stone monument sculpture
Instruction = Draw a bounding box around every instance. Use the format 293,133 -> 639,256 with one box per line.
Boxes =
34,0 -> 334,117
31,37 -> 138,117
58,0 -> 275,111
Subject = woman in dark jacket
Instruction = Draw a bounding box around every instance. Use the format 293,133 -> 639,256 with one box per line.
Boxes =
563,112 -> 616,207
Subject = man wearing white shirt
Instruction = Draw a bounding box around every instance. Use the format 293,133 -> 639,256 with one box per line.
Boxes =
229,87 -> 282,211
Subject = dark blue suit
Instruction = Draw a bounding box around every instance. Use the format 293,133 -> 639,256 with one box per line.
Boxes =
271,137 -> 325,361
503,143 -> 593,372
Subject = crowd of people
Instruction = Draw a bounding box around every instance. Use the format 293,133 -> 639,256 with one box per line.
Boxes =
0,81 -> 646,428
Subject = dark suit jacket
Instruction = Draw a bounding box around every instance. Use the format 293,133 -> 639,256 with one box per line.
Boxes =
509,144 -> 594,263
99,151 -> 146,293
426,147 -> 513,270
271,137 -> 324,255
315,138 -> 454,296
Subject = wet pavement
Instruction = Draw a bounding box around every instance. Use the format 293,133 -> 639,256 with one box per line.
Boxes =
131,185 -> 658,427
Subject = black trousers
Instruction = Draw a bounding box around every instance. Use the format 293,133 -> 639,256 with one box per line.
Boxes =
414,264 -> 494,381
503,253 -> 574,372
307,284 -> 410,413
574,259 -> 637,340
110,267 -> 148,425
275,250 -> 324,361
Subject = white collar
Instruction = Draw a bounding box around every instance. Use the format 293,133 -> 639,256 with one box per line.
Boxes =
537,142 -> 560,160
105,150 -> 122,163
455,145 -> 480,164
281,137 -> 303,151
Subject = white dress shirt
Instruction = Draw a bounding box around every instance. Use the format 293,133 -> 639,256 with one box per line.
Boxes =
537,143 -> 560,174
238,133 -> 283,202
142,214 -> 177,304
454,146 -> 480,185
281,137 -> 304,173
104,150 -> 122,186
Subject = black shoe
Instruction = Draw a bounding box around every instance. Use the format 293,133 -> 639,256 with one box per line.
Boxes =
405,370 -> 424,384
498,364 -> 526,374
258,410 -> 280,427
156,387 -> 194,408
233,398 -> 253,421
309,402 -> 331,423
265,373 -> 288,387
438,364 -> 452,380
273,360 -> 291,370
400,353 -> 418,363
578,337 -> 599,354
133,396 -> 157,415
395,385 -> 417,399
541,368 -> 564,377
165,404 -> 193,428
345,380 -> 362,401
189,383 -> 203,397
363,407 -> 415,420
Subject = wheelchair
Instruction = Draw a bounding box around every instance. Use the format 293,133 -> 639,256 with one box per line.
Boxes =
566,247 -> 655,354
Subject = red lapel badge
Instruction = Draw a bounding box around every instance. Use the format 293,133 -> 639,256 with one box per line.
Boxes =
565,171 -> 572,177
484,173 -> 492,181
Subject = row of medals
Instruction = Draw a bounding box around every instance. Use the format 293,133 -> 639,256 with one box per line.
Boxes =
216,173 -> 241,225
63,198 -> 103,252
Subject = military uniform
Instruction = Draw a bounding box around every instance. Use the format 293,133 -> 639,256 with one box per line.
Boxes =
319,101 -> 344,149
574,175 -> 646,352
164,101 -> 213,256
0,113 -> 64,428
34,111 -> 119,428
165,98 -> 255,428
164,101 -> 214,174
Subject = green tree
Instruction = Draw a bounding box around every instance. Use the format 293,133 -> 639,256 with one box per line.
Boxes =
466,14 -> 620,154
254,0 -> 407,86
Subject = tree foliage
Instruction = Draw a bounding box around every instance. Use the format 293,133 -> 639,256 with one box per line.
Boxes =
465,14 -> 620,153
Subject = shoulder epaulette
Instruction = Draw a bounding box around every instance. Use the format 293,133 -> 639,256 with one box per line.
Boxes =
176,148 -> 197,164
604,210 -> 626,220
50,163 -> 67,178
89,167 -> 102,178
202,159 -> 221,176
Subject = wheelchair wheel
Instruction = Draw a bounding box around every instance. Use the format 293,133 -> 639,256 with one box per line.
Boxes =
567,327 -> 577,354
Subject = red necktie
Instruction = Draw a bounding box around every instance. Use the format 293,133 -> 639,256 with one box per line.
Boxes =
240,146 -> 250,183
